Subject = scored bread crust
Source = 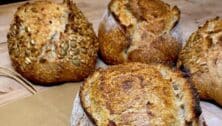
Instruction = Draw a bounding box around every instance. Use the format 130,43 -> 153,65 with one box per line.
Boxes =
178,17 -> 222,106
80,63 -> 204,126
7,0 -> 98,85
98,0 -> 181,65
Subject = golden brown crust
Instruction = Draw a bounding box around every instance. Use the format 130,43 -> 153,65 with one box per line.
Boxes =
80,63 -> 203,126
99,22 -> 128,64
7,0 -> 98,85
98,0 -> 181,65
178,17 -> 222,105
128,34 -> 181,65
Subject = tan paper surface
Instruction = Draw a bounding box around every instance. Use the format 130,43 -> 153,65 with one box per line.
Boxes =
0,83 -> 80,126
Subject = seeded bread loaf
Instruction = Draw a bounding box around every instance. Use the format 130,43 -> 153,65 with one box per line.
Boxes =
80,63 -> 205,126
178,17 -> 222,106
98,0 -> 181,65
7,0 -> 98,85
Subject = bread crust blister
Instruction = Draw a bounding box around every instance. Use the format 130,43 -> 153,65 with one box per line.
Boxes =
178,17 -> 222,106
7,0 -> 99,85
80,63 -> 204,126
99,0 -> 181,65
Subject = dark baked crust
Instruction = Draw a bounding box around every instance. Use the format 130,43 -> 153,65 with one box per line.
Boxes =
98,0 -> 181,65
7,0 -> 98,85
178,17 -> 222,105
80,63 -> 203,126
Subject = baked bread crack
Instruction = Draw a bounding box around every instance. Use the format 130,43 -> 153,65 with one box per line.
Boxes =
99,0 -> 181,65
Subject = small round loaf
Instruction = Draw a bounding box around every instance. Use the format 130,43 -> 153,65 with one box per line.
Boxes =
178,17 -> 222,106
98,0 -> 181,65
80,63 -> 204,126
7,0 -> 98,85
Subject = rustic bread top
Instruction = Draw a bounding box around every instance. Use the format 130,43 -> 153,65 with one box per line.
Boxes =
80,63 -> 202,126
109,0 -> 180,35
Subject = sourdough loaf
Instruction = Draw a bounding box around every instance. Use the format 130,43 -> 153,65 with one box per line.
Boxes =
178,17 -> 222,106
7,0 -> 98,85
98,0 -> 181,65
80,63 -> 205,126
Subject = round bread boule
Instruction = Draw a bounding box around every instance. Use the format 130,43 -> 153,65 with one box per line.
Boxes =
98,0 -> 181,65
80,63 -> 205,126
178,17 -> 222,106
7,0 -> 98,85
